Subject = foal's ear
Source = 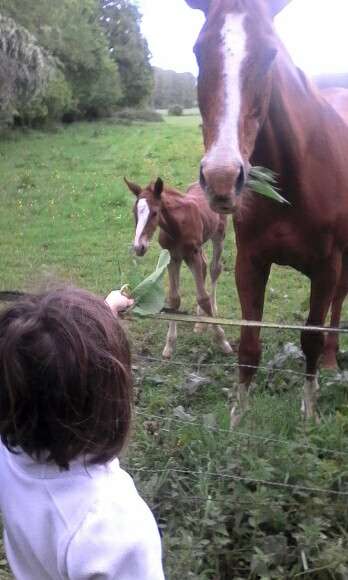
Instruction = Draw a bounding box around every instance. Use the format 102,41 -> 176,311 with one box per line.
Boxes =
268,0 -> 293,17
154,177 -> 164,199
124,177 -> 142,196
185,0 -> 211,16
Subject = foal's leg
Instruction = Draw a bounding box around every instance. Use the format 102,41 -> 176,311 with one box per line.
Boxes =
231,252 -> 271,427
322,251 -> 348,368
162,257 -> 182,359
301,254 -> 342,418
188,250 -> 232,355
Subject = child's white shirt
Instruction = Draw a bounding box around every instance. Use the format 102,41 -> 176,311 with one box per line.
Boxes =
0,442 -> 165,579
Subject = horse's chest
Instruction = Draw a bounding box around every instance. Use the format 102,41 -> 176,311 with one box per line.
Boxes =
237,219 -> 335,273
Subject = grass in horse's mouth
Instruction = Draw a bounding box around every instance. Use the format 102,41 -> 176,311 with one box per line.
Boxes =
246,166 -> 290,204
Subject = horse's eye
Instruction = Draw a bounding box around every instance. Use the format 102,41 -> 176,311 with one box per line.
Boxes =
153,211 -> 158,218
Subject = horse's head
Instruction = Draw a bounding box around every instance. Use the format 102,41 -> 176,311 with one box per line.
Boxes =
124,177 -> 163,256
186,0 -> 291,213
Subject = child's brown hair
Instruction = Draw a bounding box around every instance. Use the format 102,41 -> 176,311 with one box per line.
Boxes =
0,286 -> 132,470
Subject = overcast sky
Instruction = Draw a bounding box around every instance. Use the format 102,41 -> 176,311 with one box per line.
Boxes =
136,0 -> 348,77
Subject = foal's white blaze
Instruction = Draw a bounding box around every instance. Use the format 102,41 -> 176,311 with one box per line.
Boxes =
203,13 -> 247,167
134,198 -> 150,246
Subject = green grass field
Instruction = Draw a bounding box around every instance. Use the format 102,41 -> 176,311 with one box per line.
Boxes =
0,117 -> 347,579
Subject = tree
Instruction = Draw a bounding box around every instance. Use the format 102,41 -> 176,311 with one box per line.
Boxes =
54,0 -> 123,118
100,0 -> 153,107
0,0 -> 123,121
0,15 -> 67,126
150,67 -> 197,109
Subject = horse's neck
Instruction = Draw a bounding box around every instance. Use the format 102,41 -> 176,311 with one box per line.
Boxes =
158,191 -> 183,238
254,59 -> 310,172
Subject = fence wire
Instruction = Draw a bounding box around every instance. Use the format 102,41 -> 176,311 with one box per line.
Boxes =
129,466 -> 348,497
134,353 -> 348,383
134,410 -> 348,458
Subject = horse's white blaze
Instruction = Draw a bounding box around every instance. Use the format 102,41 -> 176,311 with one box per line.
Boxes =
134,199 -> 150,246
204,13 -> 247,167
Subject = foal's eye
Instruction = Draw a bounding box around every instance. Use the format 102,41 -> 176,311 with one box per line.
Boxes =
153,211 -> 158,217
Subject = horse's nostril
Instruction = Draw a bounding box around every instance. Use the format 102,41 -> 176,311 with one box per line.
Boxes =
199,165 -> 207,191
236,164 -> 246,194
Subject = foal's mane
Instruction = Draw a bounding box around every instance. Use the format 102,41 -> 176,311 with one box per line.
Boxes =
159,184 -> 185,198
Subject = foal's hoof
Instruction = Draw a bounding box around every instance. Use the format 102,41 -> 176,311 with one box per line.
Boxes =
162,347 -> 173,360
194,323 -> 206,333
220,341 -> 233,356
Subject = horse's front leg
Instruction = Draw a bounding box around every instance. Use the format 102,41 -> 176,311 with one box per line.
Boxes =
194,250 -> 208,332
231,252 -> 271,427
301,254 -> 342,418
162,257 -> 182,359
210,223 -> 226,317
188,250 -> 232,355
322,251 -> 348,368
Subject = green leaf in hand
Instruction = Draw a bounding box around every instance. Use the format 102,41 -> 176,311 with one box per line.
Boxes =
128,249 -> 171,316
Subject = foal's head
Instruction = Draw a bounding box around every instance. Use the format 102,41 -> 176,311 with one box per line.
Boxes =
124,177 -> 163,256
186,0 -> 290,213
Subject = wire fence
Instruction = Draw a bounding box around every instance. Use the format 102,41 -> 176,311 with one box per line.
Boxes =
127,313 -> 348,503
134,409 -> 348,458
1,290 -> 347,497
1,290 -> 348,335
134,353 -> 348,382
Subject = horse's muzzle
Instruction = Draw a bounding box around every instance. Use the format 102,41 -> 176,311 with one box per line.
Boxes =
208,191 -> 236,214
200,159 -> 246,214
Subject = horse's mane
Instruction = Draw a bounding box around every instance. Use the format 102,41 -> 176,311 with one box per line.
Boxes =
295,66 -> 323,101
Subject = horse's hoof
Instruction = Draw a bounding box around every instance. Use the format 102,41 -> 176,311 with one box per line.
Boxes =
230,406 -> 241,429
300,402 -> 321,424
321,358 -> 339,369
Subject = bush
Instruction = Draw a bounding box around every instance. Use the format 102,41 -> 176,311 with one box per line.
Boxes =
114,108 -> 163,123
168,104 -> 183,116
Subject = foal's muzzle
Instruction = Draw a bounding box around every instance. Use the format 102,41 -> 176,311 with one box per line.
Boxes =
133,242 -> 148,257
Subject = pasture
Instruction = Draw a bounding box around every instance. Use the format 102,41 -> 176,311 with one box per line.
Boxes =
0,116 -> 348,579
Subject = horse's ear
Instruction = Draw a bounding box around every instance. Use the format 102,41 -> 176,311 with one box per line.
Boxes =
185,0 -> 211,16
124,177 -> 142,196
154,177 -> 164,199
268,0 -> 292,17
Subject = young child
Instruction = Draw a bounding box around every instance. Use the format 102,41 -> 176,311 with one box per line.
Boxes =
0,286 -> 165,579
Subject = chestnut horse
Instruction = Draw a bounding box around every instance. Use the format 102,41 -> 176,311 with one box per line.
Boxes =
125,177 -> 233,358
185,0 -> 348,424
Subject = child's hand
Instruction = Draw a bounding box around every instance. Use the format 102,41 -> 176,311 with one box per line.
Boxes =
105,291 -> 134,315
